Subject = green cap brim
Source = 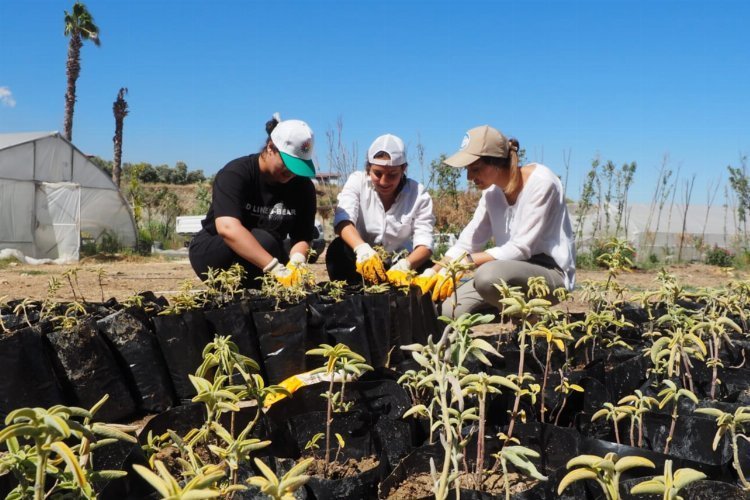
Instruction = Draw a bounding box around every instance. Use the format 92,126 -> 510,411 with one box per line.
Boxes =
280,152 -> 316,178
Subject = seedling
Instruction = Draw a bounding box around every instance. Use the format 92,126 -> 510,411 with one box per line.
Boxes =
591,402 -> 633,445
694,406 -> 750,490
0,395 -> 137,500
629,459 -> 706,499
134,460 -> 225,499
551,372 -> 584,426
528,324 -> 573,422
618,390 -> 658,447
558,452 -> 655,500
247,457 -> 312,500
657,380 -> 699,455
306,343 -> 372,477
489,445 -> 547,500
461,372 -> 520,489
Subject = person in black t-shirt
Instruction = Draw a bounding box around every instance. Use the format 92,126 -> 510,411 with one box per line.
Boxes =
189,117 -> 317,288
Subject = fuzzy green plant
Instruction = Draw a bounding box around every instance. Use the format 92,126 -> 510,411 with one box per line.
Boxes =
690,314 -> 742,400
0,395 -> 137,500
629,459 -> 706,499
657,380 -> 699,455
133,460 -> 225,499
592,402 -> 634,445
618,390 -> 658,447
461,372 -> 520,489
550,372 -> 584,426
247,457 -> 313,500
558,452 -> 655,500
489,445 -> 547,500
529,324 -> 574,422
694,406 -> 750,490
306,343 -> 373,478
496,291 -> 552,440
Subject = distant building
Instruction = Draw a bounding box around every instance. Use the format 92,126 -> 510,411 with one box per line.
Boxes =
313,172 -> 340,186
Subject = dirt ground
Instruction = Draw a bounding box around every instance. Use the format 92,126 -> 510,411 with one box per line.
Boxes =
0,253 -> 746,305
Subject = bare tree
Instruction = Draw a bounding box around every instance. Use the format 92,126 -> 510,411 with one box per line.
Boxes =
562,148 -> 571,197
700,174 -> 722,244
112,87 -> 128,188
416,133 -> 426,185
326,116 -> 358,183
677,175 -> 695,262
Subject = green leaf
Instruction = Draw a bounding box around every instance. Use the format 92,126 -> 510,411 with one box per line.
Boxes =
673,468 -> 706,490
614,455 -> 655,473
557,469 -> 597,494
132,464 -> 170,497
50,441 -> 89,490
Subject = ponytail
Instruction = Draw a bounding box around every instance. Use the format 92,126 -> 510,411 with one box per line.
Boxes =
259,115 -> 280,154
504,137 -> 521,196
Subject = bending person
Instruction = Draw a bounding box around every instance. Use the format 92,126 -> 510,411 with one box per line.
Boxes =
326,134 -> 435,286
189,116 -> 318,288
419,125 -> 575,316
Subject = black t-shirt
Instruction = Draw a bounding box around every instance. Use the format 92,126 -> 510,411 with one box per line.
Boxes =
200,154 -> 316,244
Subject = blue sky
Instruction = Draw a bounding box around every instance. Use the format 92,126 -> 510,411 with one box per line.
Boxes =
1,0 -> 748,204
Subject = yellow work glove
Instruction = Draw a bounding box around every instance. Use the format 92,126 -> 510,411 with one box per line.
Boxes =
263,258 -> 301,287
431,268 -> 464,302
412,268 -> 438,295
386,258 -> 413,287
354,243 -> 388,284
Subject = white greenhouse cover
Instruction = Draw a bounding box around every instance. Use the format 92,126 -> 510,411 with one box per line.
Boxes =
0,132 -> 137,263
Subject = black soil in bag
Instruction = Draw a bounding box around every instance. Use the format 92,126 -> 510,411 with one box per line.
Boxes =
97,307 -> 175,412
308,295 -> 371,365
44,318 -> 137,422
152,309 -> 212,400
203,300 -> 262,364
253,302 -> 308,385
408,287 -> 429,345
360,292 -> 391,368
0,325 -> 64,417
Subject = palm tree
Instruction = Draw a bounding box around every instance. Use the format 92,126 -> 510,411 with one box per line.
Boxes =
112,87 -> 128,188
63,1 -> 100,141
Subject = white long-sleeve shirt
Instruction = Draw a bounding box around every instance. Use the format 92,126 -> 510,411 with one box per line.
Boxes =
444,164 -> 576,290
333,171 -> 435,253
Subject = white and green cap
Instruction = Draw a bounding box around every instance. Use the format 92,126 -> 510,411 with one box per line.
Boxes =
270,119 -> 316,177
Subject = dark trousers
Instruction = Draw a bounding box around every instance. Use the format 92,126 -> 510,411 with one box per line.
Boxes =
325,237 -> 431,285
189,228 -> 287,289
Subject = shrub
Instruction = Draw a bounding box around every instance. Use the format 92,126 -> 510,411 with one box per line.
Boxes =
705,245 -> 733,267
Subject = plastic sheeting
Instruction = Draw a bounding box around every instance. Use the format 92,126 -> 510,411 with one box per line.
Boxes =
0,132 -> 137,261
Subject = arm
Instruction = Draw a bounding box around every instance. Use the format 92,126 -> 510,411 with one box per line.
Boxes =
432,192 -> 493,271
407,188 -> 435,269
336,220 -> 366,248
215,216 -> 275,269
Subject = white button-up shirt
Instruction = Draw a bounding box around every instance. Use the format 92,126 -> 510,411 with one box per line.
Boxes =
445,164 -> 576,290
334,171 -> 435,253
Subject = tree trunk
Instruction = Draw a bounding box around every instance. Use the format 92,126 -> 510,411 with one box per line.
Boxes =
63,35 -> 82,141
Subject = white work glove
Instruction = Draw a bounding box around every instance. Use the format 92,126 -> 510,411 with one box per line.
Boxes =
263,258 -> 301,287
288,252 -> 307,269
354,243 -> 387,284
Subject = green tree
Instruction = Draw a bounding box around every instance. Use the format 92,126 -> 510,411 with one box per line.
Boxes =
63,1 -> 100,141
429,154 -> 460,208
727,155 -> 750,240
112,87 -> 128,188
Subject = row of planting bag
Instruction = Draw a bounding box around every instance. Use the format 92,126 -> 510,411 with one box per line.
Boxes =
0,288 -> 441,422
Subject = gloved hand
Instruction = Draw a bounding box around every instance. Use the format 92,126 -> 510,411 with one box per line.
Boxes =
386,258 -> 412,286
287,252 -> 307,271
354,243 -> 387,284
412,268 -> 437,295
432,268 -> 464,302
263,257 -> 301,287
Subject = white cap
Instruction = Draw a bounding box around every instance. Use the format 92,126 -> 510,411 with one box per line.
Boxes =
367,134 -> 407,167
270,119 -> 316,177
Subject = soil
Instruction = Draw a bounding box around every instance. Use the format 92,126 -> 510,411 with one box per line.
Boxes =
386,470 -> 537,499
0,255 -> 743,305
306,454 -> 380,480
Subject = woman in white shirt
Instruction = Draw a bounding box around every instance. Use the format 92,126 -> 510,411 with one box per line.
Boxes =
420,125 -> 575,317
326,134 -> 435,285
